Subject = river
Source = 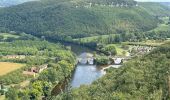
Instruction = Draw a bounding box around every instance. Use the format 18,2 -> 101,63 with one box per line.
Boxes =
71,64 -> 104,88
63,43 -> 121,88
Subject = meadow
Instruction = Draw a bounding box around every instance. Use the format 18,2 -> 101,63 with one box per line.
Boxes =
0,95 -> 5,100
0,33 -> 20,40
0,62 -> 25,76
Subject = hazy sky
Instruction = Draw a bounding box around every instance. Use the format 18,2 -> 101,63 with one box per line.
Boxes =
135,0 -> 170,2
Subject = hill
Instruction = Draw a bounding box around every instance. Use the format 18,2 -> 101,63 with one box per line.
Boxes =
139,2 -> 170,16
0,0 -> 38,7
160,2 -> 170,7
0,0 -> 168,41
61,42 -> 170,99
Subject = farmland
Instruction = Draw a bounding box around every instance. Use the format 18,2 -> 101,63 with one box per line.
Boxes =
0,95 -> 5,100
0,62 -> 25,76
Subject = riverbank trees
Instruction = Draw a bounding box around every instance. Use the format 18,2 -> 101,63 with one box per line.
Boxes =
0,39 -> 76,99
56,42 -> 170,99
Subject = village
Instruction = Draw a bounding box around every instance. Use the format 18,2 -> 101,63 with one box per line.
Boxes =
0,54 -> 49,96
77,44 -> 154,66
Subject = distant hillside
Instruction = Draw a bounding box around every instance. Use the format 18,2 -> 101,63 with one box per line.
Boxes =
0,0 -> 38,7
0,0 -> 168,41
160,2 -> 170,7
139,2 -> 170,16
77,0 -> 137,6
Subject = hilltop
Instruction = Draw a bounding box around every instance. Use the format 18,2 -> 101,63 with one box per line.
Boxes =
0,0 -> 38,7
0,0 -> 169,41
139,2 -> 170,16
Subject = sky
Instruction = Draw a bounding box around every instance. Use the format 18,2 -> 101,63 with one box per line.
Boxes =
135,0 -> 170,2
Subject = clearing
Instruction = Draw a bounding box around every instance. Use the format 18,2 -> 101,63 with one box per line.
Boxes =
0,95 -> 5,100
0,62 -> 25,76
0,33 -> 20,40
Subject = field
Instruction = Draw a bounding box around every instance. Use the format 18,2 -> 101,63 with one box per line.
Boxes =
0,33 -> 20,40
0,95 -> 5,100
74,34 -> 115,43
0,62 -> 25,76
106,44 -> 126,56
123,39 -> 170,47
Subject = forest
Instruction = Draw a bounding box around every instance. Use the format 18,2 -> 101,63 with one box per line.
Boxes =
0,0 -> 170,100
54,42 -> 170,100
0,0 -> 168,41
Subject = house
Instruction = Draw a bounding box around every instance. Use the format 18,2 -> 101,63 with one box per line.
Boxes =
23,64 -> 48,77
4,55 -> 25,59
23,71 -> 36,78
38,64 -> 48,73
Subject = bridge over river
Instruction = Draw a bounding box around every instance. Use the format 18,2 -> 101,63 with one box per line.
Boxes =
77,52 -> 132,65
76,52 -> 94,65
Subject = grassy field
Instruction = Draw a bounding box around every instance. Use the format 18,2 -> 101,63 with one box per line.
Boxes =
0,62 -> 25,76
105,44 -> 128,56
0,33 -> 20,40
0,95 -> 5,100
123,39 -> 170,47
74,34 -> 115,43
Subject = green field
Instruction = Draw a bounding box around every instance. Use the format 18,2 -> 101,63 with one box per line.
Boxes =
105,44 -> 127,56
123,39 -> 170,46
74,34 -> 115,43
0,33 -> 20,40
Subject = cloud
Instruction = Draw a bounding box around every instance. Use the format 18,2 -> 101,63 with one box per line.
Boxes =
135,0 -> 170,2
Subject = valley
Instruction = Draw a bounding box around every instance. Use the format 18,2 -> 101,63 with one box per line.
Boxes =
0,0 -> 170,100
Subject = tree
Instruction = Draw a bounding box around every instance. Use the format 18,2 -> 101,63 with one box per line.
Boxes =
30,81 -> 43,100
6,87 -> 19,100
0,35 -> 4,41
114,35 -> 122,43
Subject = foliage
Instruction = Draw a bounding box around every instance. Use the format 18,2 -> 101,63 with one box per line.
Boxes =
95,56 -> 109,65
0,40 -> 75,85
0,0 -> 163,42
139,2 -> 170,16
61,42 -> 170,99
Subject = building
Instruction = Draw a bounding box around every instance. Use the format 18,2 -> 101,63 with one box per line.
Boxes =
23,71 -> 36,77
38,64 -> 48,73
4,55 -> 25,59
23,64 -> 48,77
114,58 -> 122,65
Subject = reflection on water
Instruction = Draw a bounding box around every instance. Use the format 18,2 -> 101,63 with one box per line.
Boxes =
71,64 -> 122,88
71,65 -> 104,88
63,43 -> 121,88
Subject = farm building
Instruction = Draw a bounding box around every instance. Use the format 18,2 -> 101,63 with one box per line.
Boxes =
23,64 -> 48,77
4,55 -> 25,59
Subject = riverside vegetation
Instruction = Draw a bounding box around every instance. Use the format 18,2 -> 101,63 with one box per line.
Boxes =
0,0 -> 170,100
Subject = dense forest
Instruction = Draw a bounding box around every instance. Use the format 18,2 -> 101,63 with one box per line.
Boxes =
53,42 -> 170,100
0,0 -> 169,41
0,0 -> 170,100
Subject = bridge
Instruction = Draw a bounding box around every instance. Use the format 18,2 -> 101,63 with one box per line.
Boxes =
76,52 -> 94,65
76,52 -> 132,65
111,56 -> 132,64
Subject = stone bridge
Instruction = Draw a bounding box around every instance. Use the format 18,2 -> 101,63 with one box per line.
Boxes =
76,52 -> 94,65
